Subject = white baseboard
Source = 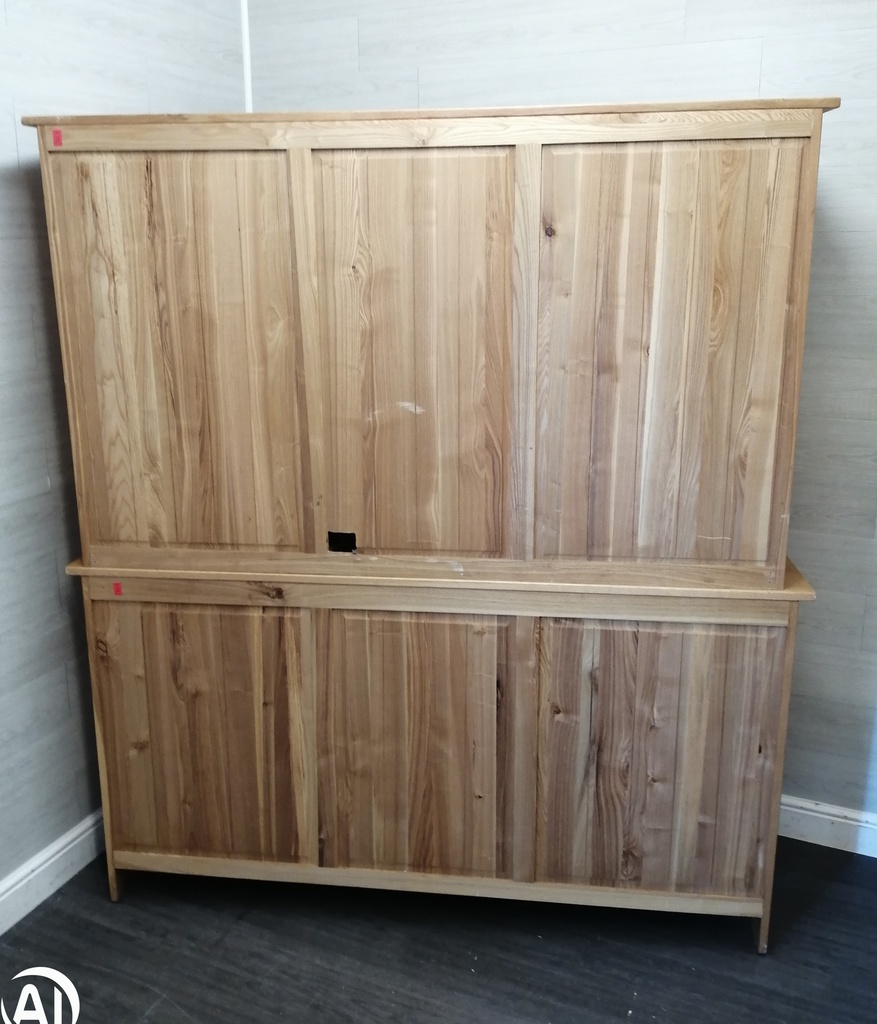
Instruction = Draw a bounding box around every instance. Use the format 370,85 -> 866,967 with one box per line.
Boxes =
0,811 -> 105,937
780,796 -> 877,858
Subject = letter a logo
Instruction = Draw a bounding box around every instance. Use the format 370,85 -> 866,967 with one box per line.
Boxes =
0,968 -> 79,1024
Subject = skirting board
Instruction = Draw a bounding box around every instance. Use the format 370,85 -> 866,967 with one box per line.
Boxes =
780,796 -> 877,858
0,810 -> 105,937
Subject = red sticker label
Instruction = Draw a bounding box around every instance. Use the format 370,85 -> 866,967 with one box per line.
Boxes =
52,128 -> 63,147
112,581 -> 123,596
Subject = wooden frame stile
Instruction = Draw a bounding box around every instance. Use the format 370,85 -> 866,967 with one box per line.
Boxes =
286,146 -> 328,554
757,602 -> 799,954
34,131 -> 94,560
765,113 -> 825,584
505,143 -> 541,559
79,577 -> 121,901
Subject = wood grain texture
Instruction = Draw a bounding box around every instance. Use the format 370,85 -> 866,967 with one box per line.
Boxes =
496,616 -> 538,880
92,601 -> 317,862
317,610 -> 498,876
39,109 -> 824,579
46,151 -> 305,557
536,139 -> 804,571
30,102 -> 825,944
314,147 -> 512,555
75,551 -> 816,601
79,575 -> 797,938
23,99 -> 840,125
535,619 -> 787,896
29,108 -> 823,153
110,849 -> 762,917
81,573 -> 797,625
766,118 -> 825,582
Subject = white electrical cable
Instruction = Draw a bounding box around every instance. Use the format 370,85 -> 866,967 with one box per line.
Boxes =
240,0 -> 253,112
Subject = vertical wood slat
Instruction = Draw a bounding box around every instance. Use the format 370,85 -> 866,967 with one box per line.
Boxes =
725,143 -> 802,564
758,604 -> 798,952
496,616 -> 539,880
591,625 -> 639,884
712,627 -> 786,894
506,144 -> 541,560
287,148 -> 327,553
535,620 -> 599,882
626,628 -> 684,890
765,115 -> 825,586
669,629 -> 729,891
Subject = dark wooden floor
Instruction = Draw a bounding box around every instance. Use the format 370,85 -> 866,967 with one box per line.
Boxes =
1,837 -> 874,1023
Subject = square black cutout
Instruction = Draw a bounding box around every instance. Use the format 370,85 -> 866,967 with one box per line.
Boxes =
328,531 -> 356,553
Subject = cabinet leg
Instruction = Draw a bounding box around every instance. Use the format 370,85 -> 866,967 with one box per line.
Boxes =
755,912 -> 770,954
107,856 -> 123,902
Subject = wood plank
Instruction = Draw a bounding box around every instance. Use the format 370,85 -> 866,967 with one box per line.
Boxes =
725,140 -> 803,563
32,109 -> 820,152
591,625 -> 638,885
233,154 -> 305,549
712,627 -> 786,895
112,849 -> 763,918
81,575 -> 795,625
668,628 -> 729,893
506,144 -> 541,559
535,620 -> 598,882
689,146 -> 751,561
24,98 -> 840,125
496,617 -> 538,881
147,153 -> 217,546
77,550 -> 815,600
587,146 -> 660,558
80,580 -> 119,899
45,155 -> 138,549
636,143 -> 701,557
766,118 -> 825,585
626,627 -> 684,889
758,604 -> 798,953
287,148 -> 327,553
535,145 -> 599,556
144,607 -> 232,853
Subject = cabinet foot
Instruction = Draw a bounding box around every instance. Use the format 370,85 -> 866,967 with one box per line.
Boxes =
754,914 -> 770,954
107,858 -> 123,902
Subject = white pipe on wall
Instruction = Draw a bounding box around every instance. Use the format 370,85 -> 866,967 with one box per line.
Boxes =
241,0 -> 253,112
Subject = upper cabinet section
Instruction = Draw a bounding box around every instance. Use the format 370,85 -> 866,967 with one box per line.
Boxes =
30,102 -> 837,585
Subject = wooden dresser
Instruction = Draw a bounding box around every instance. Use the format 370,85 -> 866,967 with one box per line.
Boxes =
25,98 -> 837,951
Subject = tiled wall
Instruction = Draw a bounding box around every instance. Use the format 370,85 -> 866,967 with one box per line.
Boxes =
0,0 -> 243,879
249,0 -> 877,817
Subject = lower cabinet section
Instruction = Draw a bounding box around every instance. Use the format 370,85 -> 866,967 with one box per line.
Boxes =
88,599 -> 788,907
